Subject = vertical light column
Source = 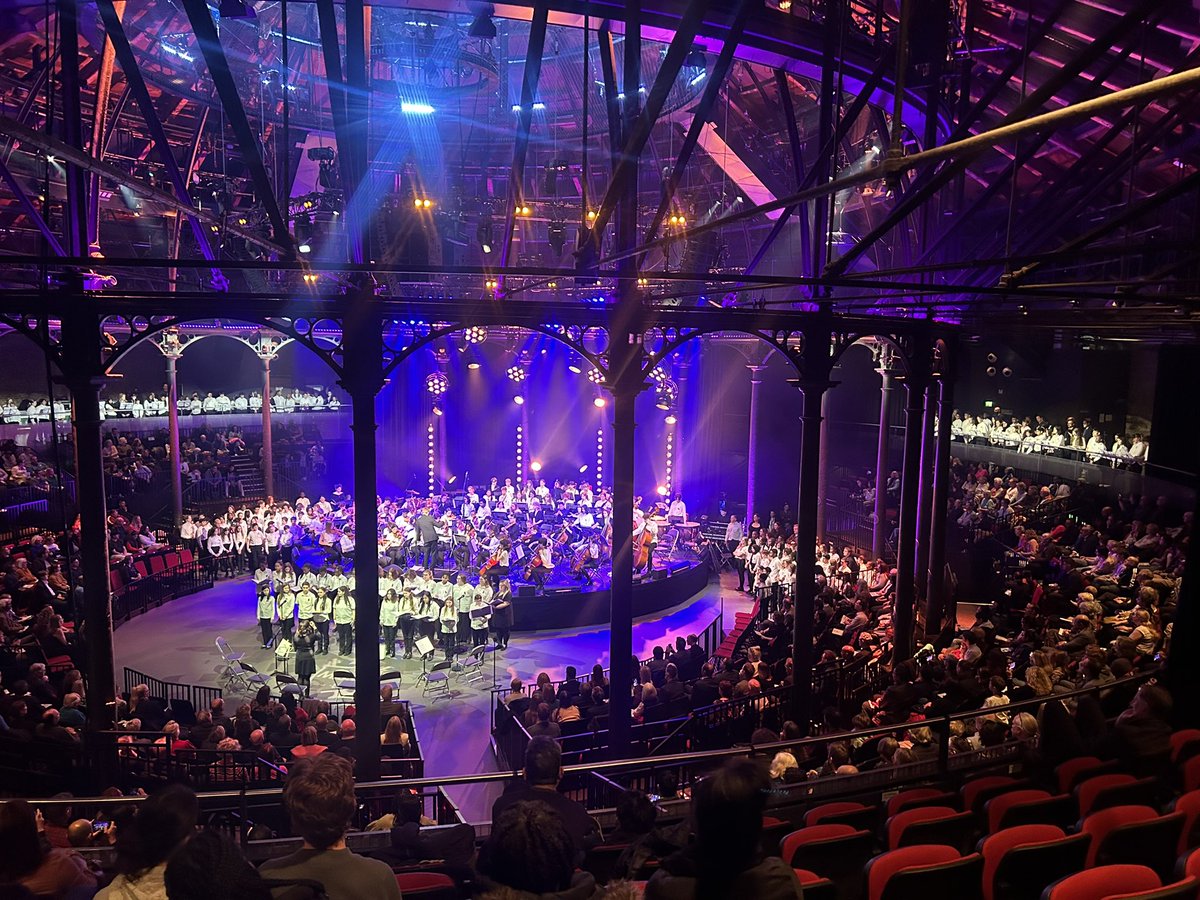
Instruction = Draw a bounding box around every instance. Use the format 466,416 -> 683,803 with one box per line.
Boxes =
664,427 -> 675,496
746,364 -> 765,521
595,426 -> 604,488
516,424 -> 524,483
427,421 -> 436,496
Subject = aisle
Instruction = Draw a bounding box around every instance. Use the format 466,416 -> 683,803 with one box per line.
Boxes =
111,570 -> 753,823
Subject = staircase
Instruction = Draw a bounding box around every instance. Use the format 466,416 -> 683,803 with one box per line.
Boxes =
230,456 -> 266,498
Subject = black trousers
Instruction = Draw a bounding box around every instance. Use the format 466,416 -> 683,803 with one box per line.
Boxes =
493,626 -> 511,649
734,558 -> 747,590
280,617 -> 294,643
336,622 -> 353,654
259,618 -> 273,648
399,617 -> 416,655
457,611 -> 471,642
312,618 -> 329,653
383,624 -> 397,656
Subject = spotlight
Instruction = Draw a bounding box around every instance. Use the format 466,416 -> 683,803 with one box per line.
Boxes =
656,484 -> 669,496
297,242 -> 312,254
586,209 -> 597,223
665,412 -> 677,425
467,360 -> 482,370
513,394 -> 524,405
579,465 -> 588,474
463,325 -> 488,344
593,396 -> 607,408
586,367 -> 605,385
567,357 -> 583,375
530,460 -> 542,473
649,367 -> 668,383
506,364 -> 528,383
685,46 -> 706,68
425,372 -> 449,396
400,102 -> 435,115
433,405 -> 443,416
468,11 -> 497,38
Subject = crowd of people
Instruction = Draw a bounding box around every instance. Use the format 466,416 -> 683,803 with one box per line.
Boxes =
0,740 -> 802,899
0,442 -> 62,494
951,409 -> 1151,467
0,387 -> 346,425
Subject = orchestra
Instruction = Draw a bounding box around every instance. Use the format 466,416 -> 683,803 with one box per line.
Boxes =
245,477 -> 701,663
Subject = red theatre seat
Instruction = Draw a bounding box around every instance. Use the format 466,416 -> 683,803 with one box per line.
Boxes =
1042,866 -> 1162,900
980,824 -> 1090,900
393,871 -> 457,898
886,787 -> 956,817
1057,756 -> 1116,793
805,801 -> 878,830
1082,806 -> 1185,879
865,845 -> 983,900
886,806 -> 973,851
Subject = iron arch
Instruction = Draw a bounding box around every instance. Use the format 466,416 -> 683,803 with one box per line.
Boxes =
98,315 -> 344,378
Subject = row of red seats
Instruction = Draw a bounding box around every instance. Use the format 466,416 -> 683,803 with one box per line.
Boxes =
714,598 -> 759,661
109,547 -> 196,593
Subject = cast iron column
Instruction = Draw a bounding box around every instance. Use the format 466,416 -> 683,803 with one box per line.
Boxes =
817,390 -> 831,542
343,298 -> 382,780
872,355 -> 897,559
925,374 -> 955,635
746,364 -> 765,522
261,355 -> 275,500
165,352 -> 183,528
792,374 -> 831,734
605,0 -> 640,759
914,379 -> 938,611
61,309 -> 116,730
893,374 -> 928,662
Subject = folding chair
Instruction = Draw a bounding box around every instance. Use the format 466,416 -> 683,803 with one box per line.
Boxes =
333,670 -> 356,699
417,660 -> 453,701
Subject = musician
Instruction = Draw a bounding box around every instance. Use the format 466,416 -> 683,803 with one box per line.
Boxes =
490,579 -> 514,649
256,582 -> 276,650
576,506 -> 596,530
535,479 -> 552,506
332,586 -> 355,655
453,574 -> 474,643
396,589 -> 416,659
528,539 -> 553,594
380,588 -> 401,658
439,597 -> 458,657
414,508 -> 439,569
277,584 -> 297,643
668,494 -> 687,523
469,591 -> 491,647
638,517 -> 659,574
499,478 -> 515,510
483,538 -> 511,588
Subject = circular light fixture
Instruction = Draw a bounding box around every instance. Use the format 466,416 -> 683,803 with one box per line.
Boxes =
513,394 -> 525,405
593,396 -> 607,408
463,325 -> 488,345
579,465 -> 588,474
433,405 -> 443,416
586,367 -> 605,385
424,372 -> 449,396
530,460 -> 542,473
665,412 -> 677,425
506,364 -> 528,383
298,242 -> 312,254
656,485 -> 668,496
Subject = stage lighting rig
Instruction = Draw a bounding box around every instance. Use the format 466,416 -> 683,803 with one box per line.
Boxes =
586,367 -> 605,385
468,10 -> 497,39
425,372 -> 449,396
463,325 -> 488,345
506,364 -> 528,383
547,220 -> 566,255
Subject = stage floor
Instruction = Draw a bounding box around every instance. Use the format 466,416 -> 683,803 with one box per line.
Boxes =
111,567 -> 752,823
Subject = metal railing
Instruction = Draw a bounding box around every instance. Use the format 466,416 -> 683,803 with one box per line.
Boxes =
122,667 -> 223,716
111,556 -> 215,626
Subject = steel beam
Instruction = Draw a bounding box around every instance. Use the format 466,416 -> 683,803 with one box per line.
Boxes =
825,0 -> 1160,278
344,0 -> 369,266
640,0 -> 751,264
742,58 -> 890,278
58,0 -> 88,258
0,117 -> 285,256
497,3 -> 550,285
597,21 -> 623,173
180,0 -> 292,249
0,155 -> 66,256
88,1 -> 119,249
97,0 -> 221,268
584,0 -> 713,246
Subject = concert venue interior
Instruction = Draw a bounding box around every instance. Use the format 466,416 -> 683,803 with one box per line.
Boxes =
0,0 -> 1198,897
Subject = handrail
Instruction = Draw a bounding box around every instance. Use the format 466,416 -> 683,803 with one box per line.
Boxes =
41,670 -> 1155,808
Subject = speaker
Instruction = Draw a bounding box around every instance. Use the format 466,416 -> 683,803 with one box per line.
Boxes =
517,585 -> 537,599
545,586 -> 581,596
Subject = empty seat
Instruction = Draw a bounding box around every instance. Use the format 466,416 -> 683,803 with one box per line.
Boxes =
1083,806 -> 1186,879
761,816 -> 792,858
393,871 -> 457,899
805,801 -> 878,830
1106,878 -> 1199,899
149,555 -> 167,575
865,845 -> 983,900
1183,758 -> 1200,794
987,789 -> 1075,833
165,551 -> 181,569
886,806 -> 974,851
1057,757 -> 1118,793
1172,731 -> 1200,765
781,824 -> 874,884
886,788 -> 956,817
981,824 -> 1090,900
1042,865 -> 1162,900
1076,774 -> 1146,818
1172,792 -> 1200,855
963,776 -> 1026,817
793,869 -> 838,900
